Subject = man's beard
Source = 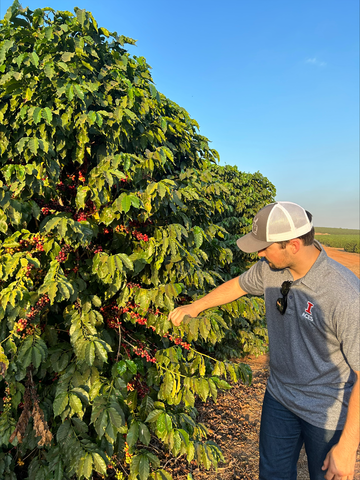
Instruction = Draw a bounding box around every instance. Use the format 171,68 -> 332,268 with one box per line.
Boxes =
267,259 -> 285,270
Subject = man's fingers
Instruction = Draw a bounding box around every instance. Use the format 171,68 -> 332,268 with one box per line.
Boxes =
168,307 -> 194,326
322,451 -> 330,471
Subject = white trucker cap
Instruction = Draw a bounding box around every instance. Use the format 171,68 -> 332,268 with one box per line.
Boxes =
236,201 -> 313,253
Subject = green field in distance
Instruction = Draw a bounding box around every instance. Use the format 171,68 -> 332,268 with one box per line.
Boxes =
315,227 -> 360,253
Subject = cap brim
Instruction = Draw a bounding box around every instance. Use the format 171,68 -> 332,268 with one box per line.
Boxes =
236,232 -> 274,253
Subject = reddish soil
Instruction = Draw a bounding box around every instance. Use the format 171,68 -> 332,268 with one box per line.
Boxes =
169,248 -> 360,480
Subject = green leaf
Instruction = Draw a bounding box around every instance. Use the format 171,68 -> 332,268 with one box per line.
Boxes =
42,107 -> 53,125
53,392 -> 69,417
33,107 -> 42,124
127,421 -> 139,448
139,455 -> 150,480
145,409 -> 163,423
54,459 -> 64,480
88,111 -> 96,124
117,253 -> 133,270
156,412 -> 172,434
139,422 -> 151,445
92,453 -> 106,475
153,469 -> 173,480
73,84 -> 85,100
29,137 -> 39,155
76,8 -> 86,26
121,195 -> 131,213
44,62 -> 55,78
66,84 -> 74,101
47,281 -> 58,304
61,52 -> 75,62
193,226 -> 203,248
94,340 -> 108,362
30,51 -> 39,67
83,453 -> 93,479
95,112 -> 103,127
85,342 -> 95,365
31,345 -> 43,369
69,393 -> 83,415
75,186 -> 90,209
125,359 -> 137,375
0,40 -> 14,64
116,360 -> 127,376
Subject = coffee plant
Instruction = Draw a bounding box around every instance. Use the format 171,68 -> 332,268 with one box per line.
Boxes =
0,2 -> 275,479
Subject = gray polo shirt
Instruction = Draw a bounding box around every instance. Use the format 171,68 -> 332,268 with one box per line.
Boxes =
238,242 -> 360,430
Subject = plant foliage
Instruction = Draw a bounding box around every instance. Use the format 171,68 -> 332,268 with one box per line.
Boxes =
0,3 -> 275,479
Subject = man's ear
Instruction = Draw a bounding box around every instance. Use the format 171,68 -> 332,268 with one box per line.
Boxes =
288,238 -> 301,254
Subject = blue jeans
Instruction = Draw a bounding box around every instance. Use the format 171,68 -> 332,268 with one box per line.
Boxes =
259,390 -> 342,480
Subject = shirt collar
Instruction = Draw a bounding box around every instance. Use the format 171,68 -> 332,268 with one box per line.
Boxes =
297,240 -> 328,292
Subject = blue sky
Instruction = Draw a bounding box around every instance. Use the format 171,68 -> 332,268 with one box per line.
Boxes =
1,0 -> 359,228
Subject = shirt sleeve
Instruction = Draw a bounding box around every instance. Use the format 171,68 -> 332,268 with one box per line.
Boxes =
334,292 -> 360,372
238,259 -> 266,296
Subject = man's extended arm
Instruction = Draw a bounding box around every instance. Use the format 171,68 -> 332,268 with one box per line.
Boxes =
323,370 -> 360,479
168,276 -> 247,326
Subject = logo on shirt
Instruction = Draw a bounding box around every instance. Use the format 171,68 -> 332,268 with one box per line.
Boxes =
302,301 -> 314,322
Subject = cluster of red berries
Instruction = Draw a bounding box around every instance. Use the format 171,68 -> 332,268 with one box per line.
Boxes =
74,212 -> 87,222
2,384 -> 11,406
132,342 -> 156,364
73,199 -> 97,222
100,292 -> 161,331
15,318 -> 28,332
114,224 -> 149,242
27,295 -> 50,320
25,264 -> 34,277
127,282 -> 141,289
101,300 -> 149,329
129,310 -> 147,325
65,168 -> 86,184
162,331 -> 191,350
15,295 -> 50,336
126,373 -> 150,398
4,247 -> 18,255
55,244 -> 73,263
20,323 -> 37,338
100,302 -> 123,330
19,236 -> 45,252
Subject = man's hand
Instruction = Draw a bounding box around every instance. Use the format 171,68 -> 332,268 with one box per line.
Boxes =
322,443 -> 357,480
168,304 -> 200,327
168,277 -> 247,327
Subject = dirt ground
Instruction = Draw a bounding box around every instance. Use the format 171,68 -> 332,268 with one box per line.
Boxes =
169,248 -> 360,480
321,245 -> 360,278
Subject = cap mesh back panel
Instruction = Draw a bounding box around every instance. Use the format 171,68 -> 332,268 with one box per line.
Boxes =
286,203 -> 308,229
268,208 -> 291,236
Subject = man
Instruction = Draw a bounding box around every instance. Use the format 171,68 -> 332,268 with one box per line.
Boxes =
169,201 -> 359,480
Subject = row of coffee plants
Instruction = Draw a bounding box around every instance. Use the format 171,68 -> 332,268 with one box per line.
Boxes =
317,235 -> 359,253
315,227 -> 360,235
0,3 -> 274,479
315,228 -> 360,253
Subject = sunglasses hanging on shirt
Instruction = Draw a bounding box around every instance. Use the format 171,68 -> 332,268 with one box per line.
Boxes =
276,281 -> 293,315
